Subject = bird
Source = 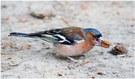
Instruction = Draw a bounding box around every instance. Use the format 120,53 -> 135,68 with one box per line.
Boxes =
9,27 -> 110,62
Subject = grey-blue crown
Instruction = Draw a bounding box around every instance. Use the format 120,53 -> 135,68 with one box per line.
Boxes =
83,28 -> 102,38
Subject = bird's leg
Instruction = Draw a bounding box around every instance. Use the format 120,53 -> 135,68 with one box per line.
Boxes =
67,56 -> 90,64
67,56 -> 77,62
67,56 -> 83,63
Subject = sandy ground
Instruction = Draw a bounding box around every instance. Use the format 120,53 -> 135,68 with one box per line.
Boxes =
1,1 -> 135,78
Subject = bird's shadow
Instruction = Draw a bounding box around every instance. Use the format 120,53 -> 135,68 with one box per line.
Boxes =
51,53 -> 86,61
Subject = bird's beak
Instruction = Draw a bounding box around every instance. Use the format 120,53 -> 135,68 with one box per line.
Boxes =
96,37 -> 110,48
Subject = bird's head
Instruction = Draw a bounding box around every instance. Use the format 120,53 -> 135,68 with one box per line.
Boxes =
84,28 -> 110,48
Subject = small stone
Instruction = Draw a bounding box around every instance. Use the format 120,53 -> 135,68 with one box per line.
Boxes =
97,72 -> 104,75
2,5 -> 7,8
91,76 -> 95,78
130,25 -> 134,27
57,73 -> 62,76
30,11 -> 55,19
8,57 -> 12,60
30,12 -> 45,19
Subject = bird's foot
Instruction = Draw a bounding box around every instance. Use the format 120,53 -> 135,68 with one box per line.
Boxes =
67,56 -> 90,64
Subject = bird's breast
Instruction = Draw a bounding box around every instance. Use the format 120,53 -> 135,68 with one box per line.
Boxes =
54,40 -> 94,57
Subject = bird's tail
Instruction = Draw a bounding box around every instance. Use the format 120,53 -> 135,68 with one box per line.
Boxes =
9,32 -> 32,37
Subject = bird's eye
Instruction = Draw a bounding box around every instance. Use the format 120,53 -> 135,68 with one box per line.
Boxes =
92,35 -> 96,38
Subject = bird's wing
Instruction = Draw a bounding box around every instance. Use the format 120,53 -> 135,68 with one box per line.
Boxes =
28,27 -> 85,45
60,27 -> 85,41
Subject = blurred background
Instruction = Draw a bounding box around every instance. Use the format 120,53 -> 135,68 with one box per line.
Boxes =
1,1 -> 135,78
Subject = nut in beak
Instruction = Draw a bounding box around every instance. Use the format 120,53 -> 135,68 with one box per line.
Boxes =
101,40 -> 111,48
97,37 -> 111,48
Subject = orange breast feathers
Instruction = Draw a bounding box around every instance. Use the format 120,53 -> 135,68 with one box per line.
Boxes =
55,40 -> 94,57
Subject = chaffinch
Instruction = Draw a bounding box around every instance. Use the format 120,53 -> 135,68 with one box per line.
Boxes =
9,27 -> 110,57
